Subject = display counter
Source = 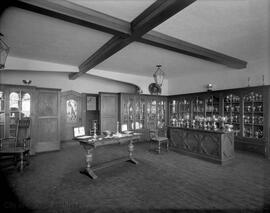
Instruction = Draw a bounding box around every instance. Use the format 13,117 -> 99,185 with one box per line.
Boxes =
169,127 -> 234,164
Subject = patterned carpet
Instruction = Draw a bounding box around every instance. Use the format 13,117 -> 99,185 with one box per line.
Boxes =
1,141 -> 270,213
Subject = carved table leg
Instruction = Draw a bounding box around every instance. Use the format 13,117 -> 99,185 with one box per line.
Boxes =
127,140 -> 138,164
166,140 -> 169,151
80,148 -> 98,179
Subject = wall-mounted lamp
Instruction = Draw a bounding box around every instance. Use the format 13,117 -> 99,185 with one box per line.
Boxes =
0,33 -> 9,69
206,83 -> 213,91
22,80 -> 32,85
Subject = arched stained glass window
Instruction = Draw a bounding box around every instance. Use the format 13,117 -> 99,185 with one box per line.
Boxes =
22,93 -> 31,117
66,99 -> 77,123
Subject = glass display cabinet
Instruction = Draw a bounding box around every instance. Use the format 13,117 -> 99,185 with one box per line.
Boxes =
120,94 -> 147,131
8,89 -> 31,137
120,93 -> 167,140
169,99 -> 178,126
168,85 -> 270,158
0,91 -> 5,138
243,91 -> 264,140
157,97 -> 166,128
168,97 -> 191,126
179,98 -> 191,120
192,96 -> 204,119
146,97 -> 157,130
223,93 -> 241,136
205,95 -> 220,117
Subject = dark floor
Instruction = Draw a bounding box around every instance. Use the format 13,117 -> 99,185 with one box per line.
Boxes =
1,141 -> 270,213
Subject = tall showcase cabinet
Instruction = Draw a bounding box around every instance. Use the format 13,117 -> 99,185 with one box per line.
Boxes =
168,86 -> 270,158
119,93 -> 167,141
0,84 -> 61,154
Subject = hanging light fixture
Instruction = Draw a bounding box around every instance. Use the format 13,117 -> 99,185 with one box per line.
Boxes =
0,33 -> 9,69
153,64 -> 164,87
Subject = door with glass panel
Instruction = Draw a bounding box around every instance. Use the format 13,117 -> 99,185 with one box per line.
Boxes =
8,88 -> 32,137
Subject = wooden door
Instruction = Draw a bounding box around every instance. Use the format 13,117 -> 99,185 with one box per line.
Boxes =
60,90 -> 82,141
36,88 -> 60,152
100,93 -> 119,133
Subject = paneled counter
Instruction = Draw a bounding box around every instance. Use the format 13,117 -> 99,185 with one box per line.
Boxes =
169,127 -> 234,164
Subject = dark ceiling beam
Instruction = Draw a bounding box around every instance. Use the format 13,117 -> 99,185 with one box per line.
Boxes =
131,0 -> 196,35
140,31 -> 247,69
13,0 -> 247,77
14,0 -> 130,37
70,0 -> 197,79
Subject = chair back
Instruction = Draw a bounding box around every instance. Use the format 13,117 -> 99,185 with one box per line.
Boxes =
148,120 -> 167,140
16,118 -> 31,146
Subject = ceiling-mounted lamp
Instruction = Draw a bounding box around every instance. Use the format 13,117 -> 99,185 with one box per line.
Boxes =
0,33 -> 9,69
153,64 -> 164,87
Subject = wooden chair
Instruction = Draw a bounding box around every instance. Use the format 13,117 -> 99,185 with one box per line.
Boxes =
149,127 -> 169,154
0,118 -> 31,171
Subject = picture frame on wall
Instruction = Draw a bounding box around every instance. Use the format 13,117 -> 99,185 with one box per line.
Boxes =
87,96 -> 96,111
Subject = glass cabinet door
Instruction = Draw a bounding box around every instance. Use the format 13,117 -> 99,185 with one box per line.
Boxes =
128,96 -> 134,130
8,89 -> 32,137
139,96 -> 146,129
134,95 -> 140,129
192,96 -> 204,119
224,94 -> 241,136
179,98 -> 191,120
157,98 -> 166,128
243,91 -> 264,139
205,95 -> 220,117
0,91 -> 5,138
169,99 -> 178,126
9,91 -> 20,137
121,95 -> 129,131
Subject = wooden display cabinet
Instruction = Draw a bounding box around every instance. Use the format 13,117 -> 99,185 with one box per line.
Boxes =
119,93 -> 167,141
191,96 -> 205,119
0,90 -> 5,138
222,92 -> 241,136
0,84 -> 61,154
168,85 -> 270,158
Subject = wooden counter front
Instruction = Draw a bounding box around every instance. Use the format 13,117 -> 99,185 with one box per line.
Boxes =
169,127 -> 234,164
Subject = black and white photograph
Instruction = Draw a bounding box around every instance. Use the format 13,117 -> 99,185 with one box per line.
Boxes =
0,0 -> 269,212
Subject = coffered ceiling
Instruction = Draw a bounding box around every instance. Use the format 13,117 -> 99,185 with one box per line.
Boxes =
0,0 -> 269,78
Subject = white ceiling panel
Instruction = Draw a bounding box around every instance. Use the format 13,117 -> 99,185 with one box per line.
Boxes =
0,0 -> 269,78
0,7 -> 113,66
94,41 -> 225,78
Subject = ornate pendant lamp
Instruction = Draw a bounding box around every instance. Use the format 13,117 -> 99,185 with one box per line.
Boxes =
153,64 -> 164,87
149,65 -> 165,95
0,33 -> 9,69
